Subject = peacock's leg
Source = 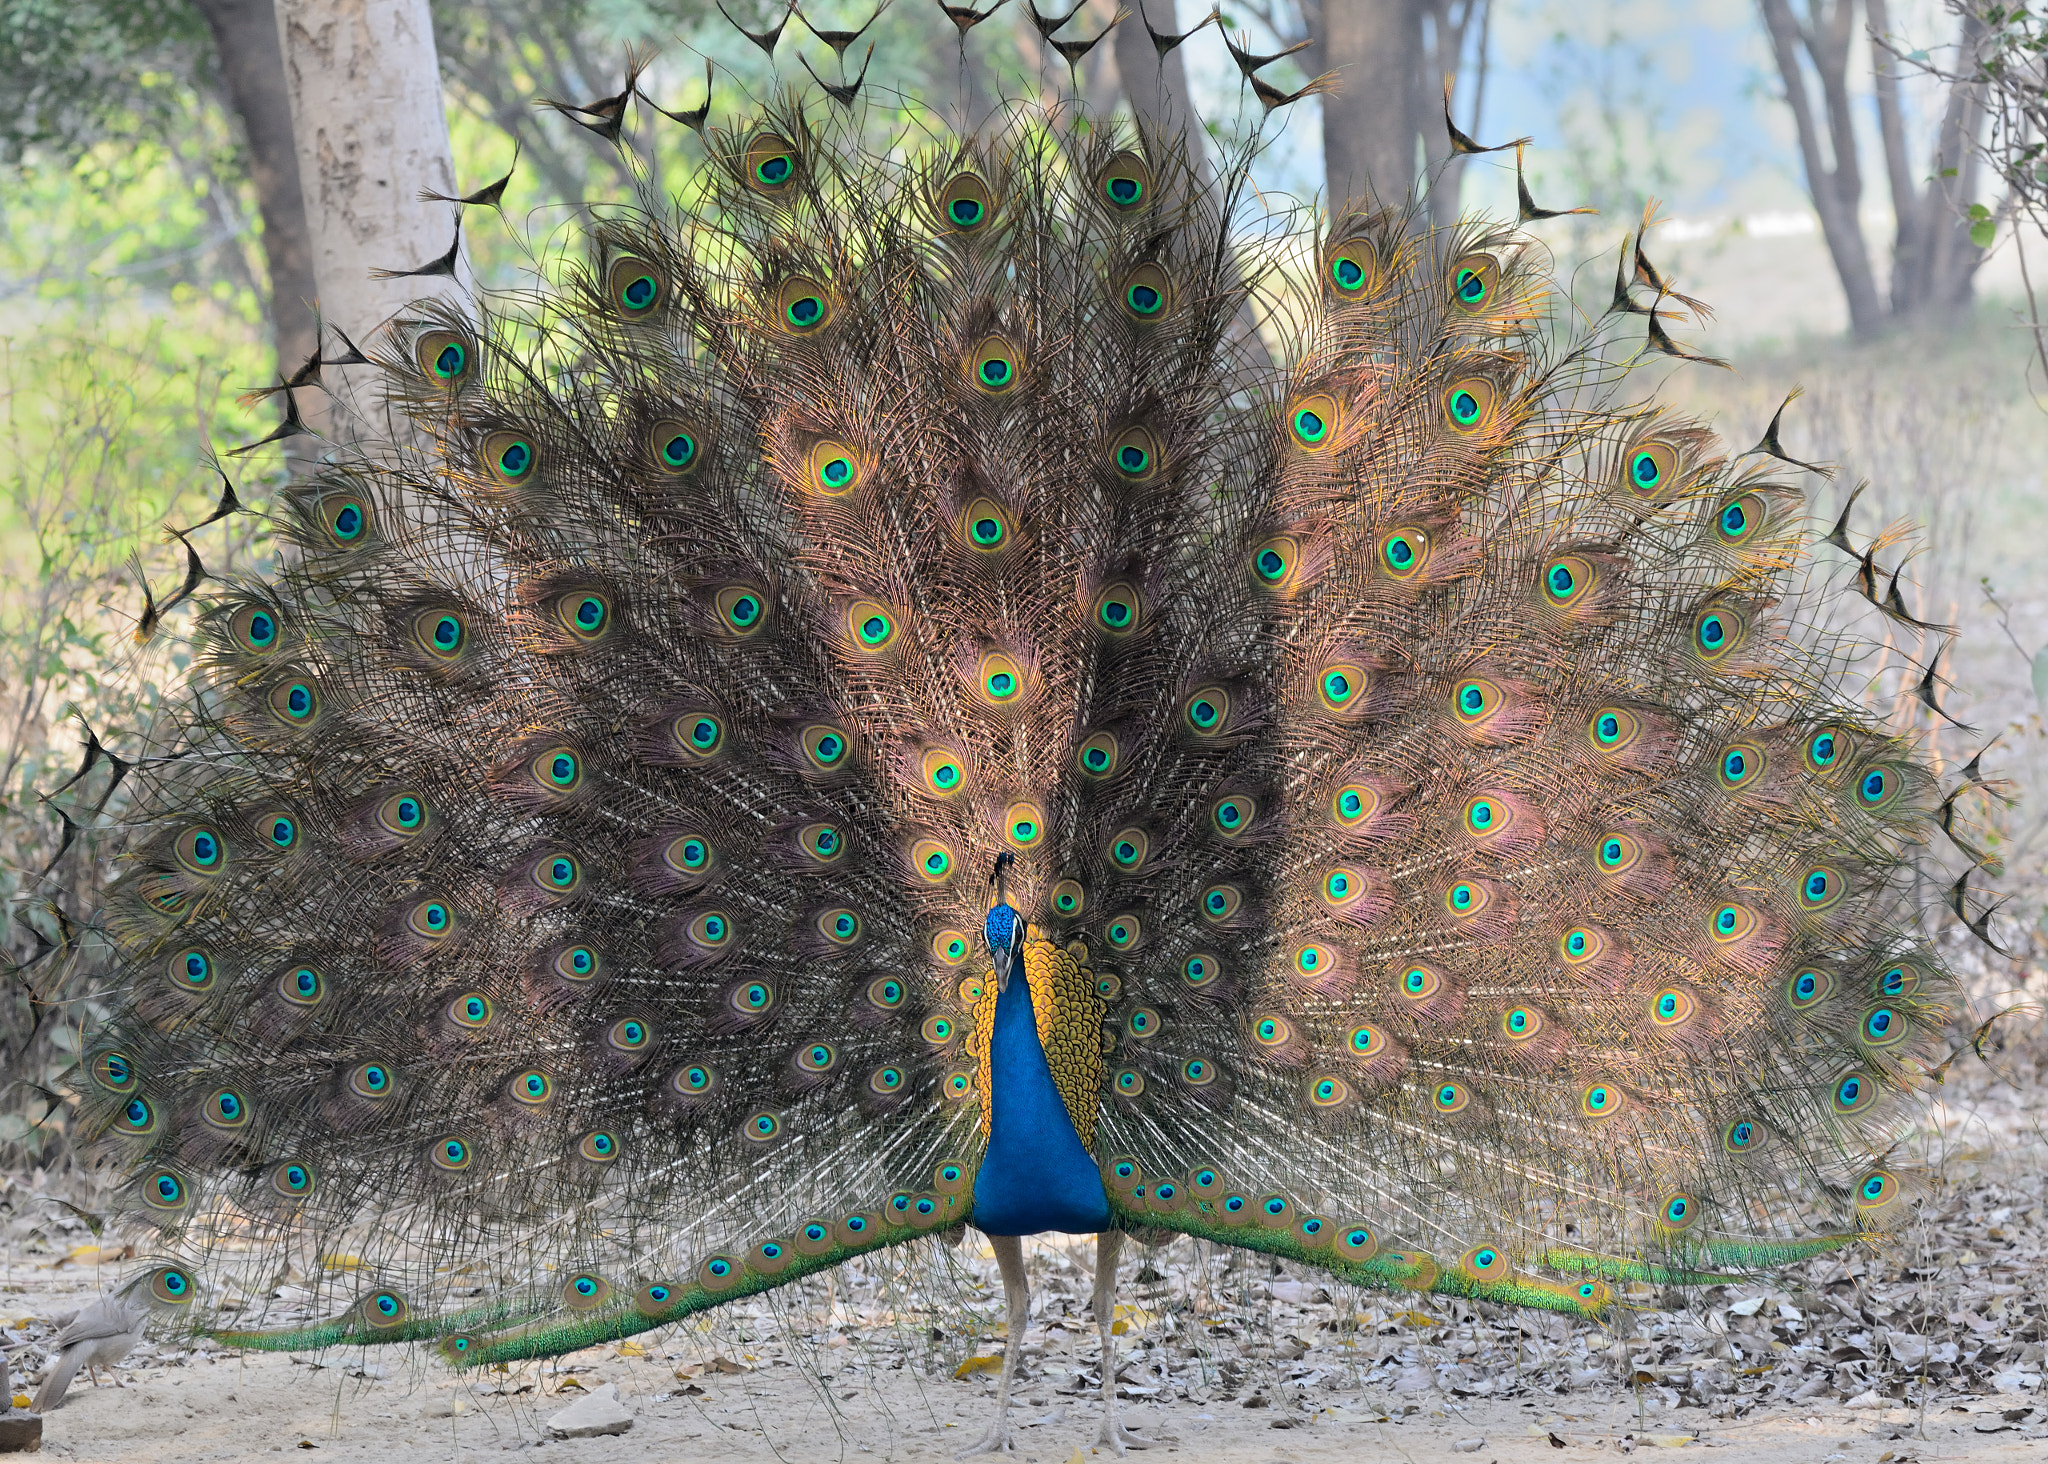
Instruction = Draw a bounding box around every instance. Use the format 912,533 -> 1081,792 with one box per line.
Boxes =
1092,1229 -> 1153,1453
956,1233 -> 1027,1458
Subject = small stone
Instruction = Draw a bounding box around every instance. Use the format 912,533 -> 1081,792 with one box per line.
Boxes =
1452,1438 -> 1485,1453
546,1382 -> 634,1439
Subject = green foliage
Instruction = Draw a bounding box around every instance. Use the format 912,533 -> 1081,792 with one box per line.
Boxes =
0,0 -> 211,164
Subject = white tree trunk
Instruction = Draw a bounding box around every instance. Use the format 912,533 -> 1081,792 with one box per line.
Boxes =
274,0 -> 468,353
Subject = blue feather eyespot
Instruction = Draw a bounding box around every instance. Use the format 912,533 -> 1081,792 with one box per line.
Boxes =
1459,1244 -> 1511,1281
921,1014 -> 956,1046
1376,527 -> 1432,580
793,821 -> 845,866
1705,901 -> 1758,946
931,928 -> 972,965
406,898 -> 458,939
1106,826 -> 1150,870
800,723 -> 851,771
607,1017 -> 651,1053
1442,880 -> 1491,918
1541,553 -> 1598,611
1722,1118 -> 1759,1154
375,791 -> 431,840
141,1168 -> 188,1211
746,132 -> 798,189
546,590 -> 609,644
228,603 -> 281,655
673,1063 -> 717,1096
1713,491 -> 1768,547
698,1254 -> 743,1292
278,964 -> 324,1008
1075,730 -> 1122,779
939,172 -> 992,229
1586,705 -> 1642,756
1797,863 -> 1848,912
414,330 -> 470,384
562,1273 -> 613,1312
691,909 -> 737,951
869,1065 -> 904,1095
1859,1004 -> 1906,1047
1126,1006 -> 1161,1039
1558,924 -> 1608,966
1785,965 -> 1833,1009
174,825 -> 227,875
1648,987 -> 1697,1028
1716,740 -> 1767,791
406,606 -> 467,663
1109,425 -> 1160,481
969,336 -> 1021,394
1251,1014 -> 1293,1048
269,1161 -> 315,1198
1121,262 -> 1173,318
934,1160 -> 973,1196
777,276 -> 830,332
553,945 -> 601,983
1107,913 -> 1142,949
1288,394 -> 1339,451
1181,952 -> 1223,990
91,1050 -> 138,1093
802,439 -> 862,497
1308,1074 -> 1350,1108
1250,534 -> 1302,588
1319,865 -> 1375,915
1855,1169 -> 1902,1213
479,431 -> 537,486
1619,438 -> 1679,500
448,992 -> 494,1030
1442,377 -> 1496,433
1199,883 -> 1242,921
349,1062 -> 396,1100
864,977 -> 907,1015
169,946 -> 215,994
1003,799 -> 1046,849
1392,962 -> 1441,1007
1500,1006 -> 1543,1041
641,416 -> 704,477
1317,661 -> 1369,714
1450,253 -> 1498,311
1876,961 -> 1923,998
606,256 -> 662,315
1097,151 -> 1150,211
977,651 -> 1024,702
1329,781 -> 1378,828
1180,1057 -> 1218,1087
1096,971 -> 1122,1001
1210,792 -> 1257,837
314,492 -> 370,548
944,1070 -> 975,1100
662,834 -> 714,879
1450,676 -> 1505,728
1578,1082 -> 1623,1119
1092,581 -> 1142,635
1347,1023 -> 1387,1059
744,1239 -> 792,1277
114,1095 -> 157,1136
1431,1081 -> 1470,1114
1324,237 -> 1377,295
910,837 -> 954,884
1460,794 -> 1516,841
710,584 -> 769,640
1657,1193 -> 1700,1231
816,907 -> 863,946
266,676 -> 321,725
431,1135 -> 474,1172
254,811 -> 299,852
1186,1166 -> 1225,1196
1182,685 -> 1232,734
1593,830 -> 1645,876
1690,603 -> 1749,665
846,599 -> 898,652
1854,763 -> 1905,810
917,745 -> 967,795
1113,1068 -> 1146,1098
1832,1070 -> 1880,1115
959,496 -> 1011,552
1336,1224 -> 1377,1260
512,1069 -> 553,1105
1050,879 -> 1086,917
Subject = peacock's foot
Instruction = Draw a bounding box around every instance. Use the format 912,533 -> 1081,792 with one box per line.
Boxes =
954,1414 -> 1015,1457
1096,1411 -> 1156,1455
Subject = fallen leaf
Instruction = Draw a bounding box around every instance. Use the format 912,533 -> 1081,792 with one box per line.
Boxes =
954,1355 -> 1004,1379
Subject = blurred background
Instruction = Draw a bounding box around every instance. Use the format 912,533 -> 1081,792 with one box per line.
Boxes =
0,0 -> 2041,1176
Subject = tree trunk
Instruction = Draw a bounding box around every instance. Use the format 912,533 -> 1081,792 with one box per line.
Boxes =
274,0 -> 466,360
1112,2 -> 1200,145
1317,0 -> 1423,212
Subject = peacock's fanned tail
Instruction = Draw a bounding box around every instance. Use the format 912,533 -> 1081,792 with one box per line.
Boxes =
73,91 -> 1953,1357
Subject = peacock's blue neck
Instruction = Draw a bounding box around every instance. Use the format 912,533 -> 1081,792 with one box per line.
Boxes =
970,969 -> 1111,1237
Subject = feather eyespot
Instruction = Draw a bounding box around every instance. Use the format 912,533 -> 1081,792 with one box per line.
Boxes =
938,171 -> 992,230
1287,394 -> 1340,451
562,1273 -> 613,1312
1324,236 -> 1379,296
960,497 -> 1011,551
1105,912 -> 1143,950
430,1135 -> 474,1171
479,431 -> 537,485
1558,924 -> 1608,966
313,492 -> 371,548
1620,438 -> 1680,500
976,651 -> 1024,702
1003,800 -> 1046,849
266,676 -> 322,726
1330,782 -> 1379,827
553,945 -> 602,983
1578,1082 -> 1624,1119
1786,966 -> 1833,1009
267,1161 -> 315,1199
1198,883 -> 1242,921
1209,792 -> 1257,838
1075,730 -> 1122,779
1713,491 -> 1769,546
1317,662 -> 1370,714
578,1130 -> 621,1164
1542,554 -> 1598,609
606,1016 -> 652,1054
1705,901 -> 1758,944
1804,726 -> 1855,776
1096,152 -> 1151,212
140,1168 -> 189,1212
527,850 -> 582,898
410,607 -> 467,661
1716,741 -> 1768,791
1092,581 -> 1143,635
1647,986 -> 1697,1027
1182,685 -> 1232,735
91,1050 -> 140,1093
1876,959 -> 1925,997
606,256 -> 663,316
405,898 -> 459,940
551,590 -> 612,643
919,746 -> 967,795
1449,254 -> 1499,312
1459,1244 -> 1512,1281
690,909 -> 738,952
931,928 -> 972,965
1593,830 -> 1645,876
1442,879 -> 1491,918
1499,1006 -> 1543,1042
776,276 -> 830,332
1119,262 -> 1173,319
1587,706 -> 1642,756
1049,878 -> 1085,917
713,585 -> 768,638
1431,1080 -> 1472,1114
1377,527 -> 1432,580
1442,378 -> 1497,433
968,336 -> 1021,394
1656,1193 -> 1701,1232
1854,763 -> 1906,810
1450,676 -> 1503,727
800,723 -> 851,771
803,440 -> 861,495
1831,1069 -> 1881,1115
910,838 -> 955,883
846,600 -> 898,652
349,1061 -> 397,1101
277,964 -> 324,1008
1181,952 -> 1222,990
649,419 -> 703,476
1105,826 -> 1149,870
112,1095 -> 158,1136
1320,865 -> 1373,912
1396,963 -> 1442,1002
745,133 -> 799,191
174,825 -> 228,876
375,792 -> 432,840
446,991 -> 493,1030
227,603 -> 282,655
527,745 -> 583,796
816,907 -> 863,946
1689,602 -> 1750,664
414,329 -> 471,384
798,821 -> 847,865
1796,863 -> 1849,911
1109,425 -> 1161,481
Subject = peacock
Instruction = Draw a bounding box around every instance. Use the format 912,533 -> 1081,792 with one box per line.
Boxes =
59,21 -> 1974,1456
